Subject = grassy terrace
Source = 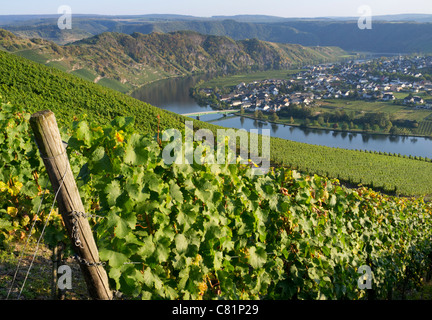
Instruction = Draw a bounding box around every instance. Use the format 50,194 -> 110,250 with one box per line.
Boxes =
317,98 -> 432,122
197,69 -> 304,89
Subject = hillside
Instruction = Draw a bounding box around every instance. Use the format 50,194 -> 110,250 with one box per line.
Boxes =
2,78 -> 432,300
2,14 -> 432,303
0,49 -> 193,134
2,15 -> 432,53
1,50 -> 432,197
0,29 -> 347,93
134,19 -> 432,53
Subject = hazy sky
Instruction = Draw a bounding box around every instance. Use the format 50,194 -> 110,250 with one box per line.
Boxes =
1,0 -> 432,17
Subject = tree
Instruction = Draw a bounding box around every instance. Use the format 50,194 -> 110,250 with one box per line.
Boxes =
269,112 -> 279,122
342,122 -> 349,131
385,121 -> 393,133
257,111 -> 264,119
363,123 -> 371,132
254,110 -> 264,119
290,116 -> 295,124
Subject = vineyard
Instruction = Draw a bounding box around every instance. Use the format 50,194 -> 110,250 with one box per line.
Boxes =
418,120 -> 432,137
270,137 -> 432,197
1,50 -> 432,198
2,100 -> 432,300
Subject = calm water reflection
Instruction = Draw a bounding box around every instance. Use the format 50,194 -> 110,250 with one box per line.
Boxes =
131,74 -> 214,114
205,115 -> 432,158
131,75 -> 432,158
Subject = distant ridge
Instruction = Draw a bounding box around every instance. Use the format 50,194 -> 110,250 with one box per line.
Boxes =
0,29 -> 347,92
1,14 -> 432,52
2,13 -> 432,24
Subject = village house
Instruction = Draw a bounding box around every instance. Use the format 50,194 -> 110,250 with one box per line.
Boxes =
197,55 -> 432,116
231,100 -> 242,107
382,92 -> 395,101
404,96 -> 424,105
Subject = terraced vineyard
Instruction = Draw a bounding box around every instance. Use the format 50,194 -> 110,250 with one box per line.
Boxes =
270,137 -> 432,197
1,100 -> 432,300
1,50 -> 432,197
418,120 -> 432,136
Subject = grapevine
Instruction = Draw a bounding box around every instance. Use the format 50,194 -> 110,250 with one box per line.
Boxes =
2,100 -> 432,300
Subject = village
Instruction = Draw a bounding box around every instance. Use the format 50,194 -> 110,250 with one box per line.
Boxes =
197,55 -> 432,114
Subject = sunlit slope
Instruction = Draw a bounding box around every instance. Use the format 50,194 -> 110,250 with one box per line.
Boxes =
0,29 -> 347,92
1,50 -> 432,197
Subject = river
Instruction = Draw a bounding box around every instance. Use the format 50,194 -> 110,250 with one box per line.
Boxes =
131,75 -> 432,158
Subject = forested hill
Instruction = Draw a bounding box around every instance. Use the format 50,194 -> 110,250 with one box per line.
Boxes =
2,14 -> 432,53
74,30 -> 345,77
0,29 -> 346,92
144,20 -> 432,53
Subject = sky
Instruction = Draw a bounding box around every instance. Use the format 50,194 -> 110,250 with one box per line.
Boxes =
1,0 -> 432,17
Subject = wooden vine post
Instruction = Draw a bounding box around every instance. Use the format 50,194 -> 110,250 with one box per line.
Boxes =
30,110 -> 112,300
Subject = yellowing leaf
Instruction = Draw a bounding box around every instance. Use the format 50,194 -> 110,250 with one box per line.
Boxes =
2,178 -> 24,196
115,130 -> 125,143
91,126 -> 103,133
13,179 -> 23,192
7,207 -> 18,217
0,181 -> 7,192
248,159 -> 259,168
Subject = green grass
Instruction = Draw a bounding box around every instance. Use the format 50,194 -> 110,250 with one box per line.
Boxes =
393,92 -> 410,99
45,60 -> 70,73
319,99 -> 398,112
318,99 -> 432,122
199,69 -> 304,89
70,68 -> 98,83
136,66 -> 172,84
13,50 -> 48,64
415,91 -> 432,99
0,241 -> 88,300
97,77 -> 132,93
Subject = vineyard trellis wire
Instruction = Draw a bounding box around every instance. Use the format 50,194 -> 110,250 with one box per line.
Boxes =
3,127 -> 157,299
3,102 -> 432,300
4,139 -> 114,299
23,109 -> 113,300
6,153 -> 69,299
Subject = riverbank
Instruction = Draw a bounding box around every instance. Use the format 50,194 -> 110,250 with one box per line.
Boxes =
236,111 -> 432,141
129,71 -> 432,197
